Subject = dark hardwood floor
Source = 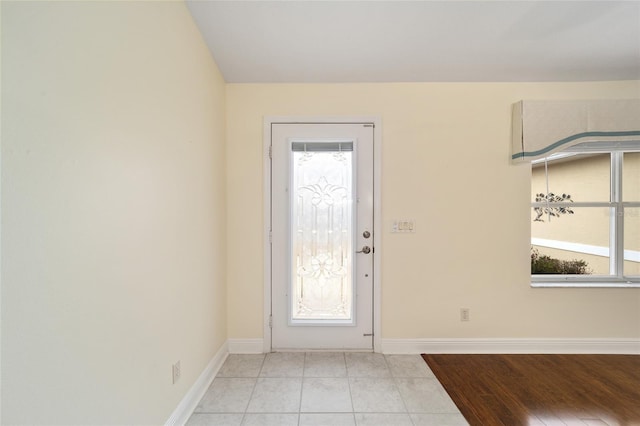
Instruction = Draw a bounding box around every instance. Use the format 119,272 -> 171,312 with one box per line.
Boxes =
422,354 -> 640,426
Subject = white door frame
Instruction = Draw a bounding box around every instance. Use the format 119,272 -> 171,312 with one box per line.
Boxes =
263,116 -> 382,353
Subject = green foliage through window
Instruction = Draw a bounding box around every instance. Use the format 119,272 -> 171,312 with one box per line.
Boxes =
531,248 -> 591,274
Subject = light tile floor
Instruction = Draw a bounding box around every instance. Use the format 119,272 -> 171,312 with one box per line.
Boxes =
187,353 -> 468,426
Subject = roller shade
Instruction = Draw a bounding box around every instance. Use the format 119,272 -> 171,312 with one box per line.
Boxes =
511,99 -> 640,163
291,141 -> 353,152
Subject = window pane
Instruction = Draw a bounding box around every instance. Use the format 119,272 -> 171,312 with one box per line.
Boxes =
291,148 -> 353,321
623,152 -> 640,202
531,154 -> 610,202
531,207 -> 611,275
624,207 -> 640,276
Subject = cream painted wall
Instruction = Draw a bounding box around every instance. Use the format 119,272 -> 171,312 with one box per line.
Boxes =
226,81 -> 640,341
2,2 -> 226,424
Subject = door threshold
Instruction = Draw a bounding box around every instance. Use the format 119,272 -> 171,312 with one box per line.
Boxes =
270,348 -> 375,353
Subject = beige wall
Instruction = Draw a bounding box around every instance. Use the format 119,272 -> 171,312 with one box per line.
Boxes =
226,82 -> 640,340
1,2 -> 227,424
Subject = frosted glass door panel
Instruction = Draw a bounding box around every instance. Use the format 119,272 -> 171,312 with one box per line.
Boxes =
291,142 -> 355,323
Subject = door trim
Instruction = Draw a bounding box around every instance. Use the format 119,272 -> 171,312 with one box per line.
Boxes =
263,116 -> 382,353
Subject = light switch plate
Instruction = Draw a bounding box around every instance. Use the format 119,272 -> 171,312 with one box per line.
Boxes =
392,220 -> 415,233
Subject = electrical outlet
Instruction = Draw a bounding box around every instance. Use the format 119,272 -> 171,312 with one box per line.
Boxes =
172,361 -> 181,384
460,308 -> 470,322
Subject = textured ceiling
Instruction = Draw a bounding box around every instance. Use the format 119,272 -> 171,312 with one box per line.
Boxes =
186,1 -> 640,83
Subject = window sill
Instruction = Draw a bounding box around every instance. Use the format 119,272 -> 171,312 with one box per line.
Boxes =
531,280 -> 640,288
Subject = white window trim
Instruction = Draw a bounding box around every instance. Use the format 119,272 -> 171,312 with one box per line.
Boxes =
531,149 -> 640,288
532,281 -> 640,288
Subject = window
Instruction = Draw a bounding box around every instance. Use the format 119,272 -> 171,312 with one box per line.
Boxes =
531,143 -> 640,287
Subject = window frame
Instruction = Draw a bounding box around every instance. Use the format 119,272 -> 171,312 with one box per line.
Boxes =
531,144 -> 640,288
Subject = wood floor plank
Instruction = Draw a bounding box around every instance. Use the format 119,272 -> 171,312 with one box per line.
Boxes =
422,354 -> 640,426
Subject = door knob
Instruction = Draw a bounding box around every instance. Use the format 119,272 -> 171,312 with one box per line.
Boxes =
356,246 -> 371,254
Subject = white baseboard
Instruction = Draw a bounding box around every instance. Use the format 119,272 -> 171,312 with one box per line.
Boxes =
380,338 -> 640,355
228,338 -> 264,354
165,341 -> 229,426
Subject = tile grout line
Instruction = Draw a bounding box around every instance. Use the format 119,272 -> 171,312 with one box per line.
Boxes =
296,352 -> 306,426
241,353 -> 268,425
342,352 -> 358,425
383,354 -> 416,426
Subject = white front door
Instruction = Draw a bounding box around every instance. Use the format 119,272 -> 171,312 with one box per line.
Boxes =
271,123 -> 375,350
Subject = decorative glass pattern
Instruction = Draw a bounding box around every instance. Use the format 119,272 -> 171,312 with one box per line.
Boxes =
291,144 -> 354,321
